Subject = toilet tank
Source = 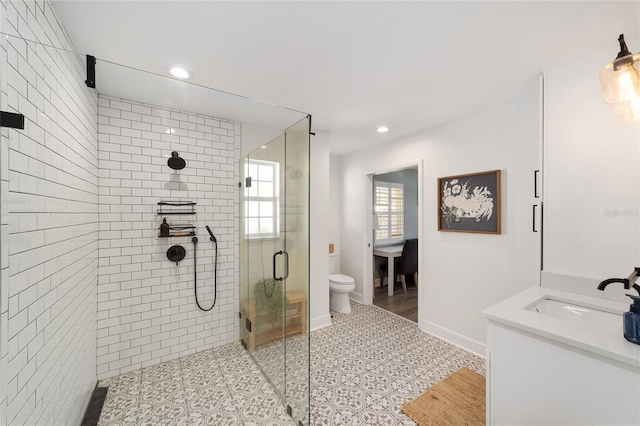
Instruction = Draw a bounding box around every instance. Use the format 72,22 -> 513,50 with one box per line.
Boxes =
329,253 -> 338,274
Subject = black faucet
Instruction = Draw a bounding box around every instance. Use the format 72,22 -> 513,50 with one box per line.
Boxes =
598,267 -> 640,296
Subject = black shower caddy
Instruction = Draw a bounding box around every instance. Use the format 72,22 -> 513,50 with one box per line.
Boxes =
157,201 -> 197,238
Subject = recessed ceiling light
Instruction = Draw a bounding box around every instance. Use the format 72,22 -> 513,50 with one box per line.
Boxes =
260,145 -> 267,149
168,66 -> 192,79
377,126 -> 389,133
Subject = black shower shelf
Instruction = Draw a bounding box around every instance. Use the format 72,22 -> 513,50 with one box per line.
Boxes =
158,231 -> 196,238
157,201 -> 196,215
159,224 -> 196,238
157,211 -> 196,215
158,202 -> 196,206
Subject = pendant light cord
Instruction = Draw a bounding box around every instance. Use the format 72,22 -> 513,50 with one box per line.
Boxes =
192,236 -> 217,311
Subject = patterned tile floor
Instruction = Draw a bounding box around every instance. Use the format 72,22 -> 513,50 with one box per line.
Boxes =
97,301 -> 485,425
309,302 -> 485,426
97,342 -> 295,426
252,333 -> 309,425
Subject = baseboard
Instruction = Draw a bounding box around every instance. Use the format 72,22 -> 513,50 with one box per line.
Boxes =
80,385 -> 107,426
310,314 -> 332,331
420,320 -> 486,358
350,291 -> 364,304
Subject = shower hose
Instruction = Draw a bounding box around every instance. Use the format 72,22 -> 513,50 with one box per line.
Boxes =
191,236 -> 218,311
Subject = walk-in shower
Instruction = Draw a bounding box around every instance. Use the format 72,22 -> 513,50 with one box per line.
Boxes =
0,23 -> 311,425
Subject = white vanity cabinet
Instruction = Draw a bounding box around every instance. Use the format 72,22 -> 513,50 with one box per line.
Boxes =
487,322 -> 640,425
484,287 -> 640,425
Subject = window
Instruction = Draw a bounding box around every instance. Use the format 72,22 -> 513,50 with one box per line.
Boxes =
244,159 -> 279,238
374,181 -> 404,245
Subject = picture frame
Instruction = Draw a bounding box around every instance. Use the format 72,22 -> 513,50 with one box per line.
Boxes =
438,169 -> 501,234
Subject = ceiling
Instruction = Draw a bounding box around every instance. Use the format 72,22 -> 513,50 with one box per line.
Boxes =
51,1 -> 640,155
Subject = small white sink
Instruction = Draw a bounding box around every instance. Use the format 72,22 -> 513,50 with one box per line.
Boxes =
528,298 -> 622,333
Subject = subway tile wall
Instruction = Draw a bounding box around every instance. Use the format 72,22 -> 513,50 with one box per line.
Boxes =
0,1 -> 9,423
96,96 -> 239,380
0,1 -> 99,425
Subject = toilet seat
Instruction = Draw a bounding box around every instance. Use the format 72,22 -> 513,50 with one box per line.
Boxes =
329,274 -> 354,285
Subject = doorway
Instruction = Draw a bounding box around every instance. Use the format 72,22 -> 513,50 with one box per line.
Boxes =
364,162 -> 422,323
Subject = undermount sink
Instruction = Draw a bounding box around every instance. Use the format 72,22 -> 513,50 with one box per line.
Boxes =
486,286 -> 640,426
528,298 -> 622,333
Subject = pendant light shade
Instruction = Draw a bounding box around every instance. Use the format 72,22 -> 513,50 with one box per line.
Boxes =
613,98 -> 640,124
599,34 -> 640,123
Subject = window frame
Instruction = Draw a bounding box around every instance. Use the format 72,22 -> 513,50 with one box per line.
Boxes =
244,159 -> 280,239
373,181 -> 404,246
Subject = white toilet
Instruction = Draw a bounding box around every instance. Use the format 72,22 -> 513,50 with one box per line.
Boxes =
329,253 -> 356,313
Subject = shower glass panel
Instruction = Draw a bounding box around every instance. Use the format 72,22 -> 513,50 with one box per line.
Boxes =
239,116 -> 310,426
283,117 -> 310,425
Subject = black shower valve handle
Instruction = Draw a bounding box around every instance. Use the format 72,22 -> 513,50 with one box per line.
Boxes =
166,245 -> 186,265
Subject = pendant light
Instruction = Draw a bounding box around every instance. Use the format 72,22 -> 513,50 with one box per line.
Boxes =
599,34 -> 640,124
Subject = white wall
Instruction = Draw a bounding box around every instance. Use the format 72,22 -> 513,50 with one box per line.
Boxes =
543,36 -> 640,300
96,96 -> 238,379
339,94 -> 540,354
0,1 -> 99,424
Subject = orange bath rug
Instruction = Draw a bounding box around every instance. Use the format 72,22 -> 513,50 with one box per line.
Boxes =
401,367 -> 485,425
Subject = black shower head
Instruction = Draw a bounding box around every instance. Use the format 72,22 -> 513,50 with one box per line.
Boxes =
168,151 -> 186,170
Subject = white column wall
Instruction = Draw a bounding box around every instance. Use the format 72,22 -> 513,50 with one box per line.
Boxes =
329,155 -> 342,274
310,131 -> 330,330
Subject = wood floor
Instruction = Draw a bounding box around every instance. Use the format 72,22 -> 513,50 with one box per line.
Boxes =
373,282 -> 418,323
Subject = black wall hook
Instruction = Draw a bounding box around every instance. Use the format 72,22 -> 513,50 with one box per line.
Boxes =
85,55 -> 96,88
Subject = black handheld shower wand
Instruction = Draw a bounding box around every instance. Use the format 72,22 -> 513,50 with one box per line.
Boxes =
193,225 -> 218,312
205,225 -> 217,242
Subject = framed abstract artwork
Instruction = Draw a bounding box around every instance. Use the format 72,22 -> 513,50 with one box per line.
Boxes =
438,169 -> 501,234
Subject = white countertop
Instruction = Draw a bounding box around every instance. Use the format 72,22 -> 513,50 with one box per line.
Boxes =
483,286 -> 640,368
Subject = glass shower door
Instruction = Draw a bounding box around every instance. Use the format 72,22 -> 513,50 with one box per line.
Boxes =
239,116 -> 310,426
241,133 -> 287,399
